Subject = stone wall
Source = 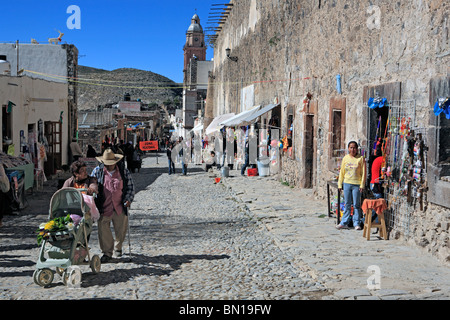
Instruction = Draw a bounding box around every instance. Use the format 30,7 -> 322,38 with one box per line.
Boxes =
409,203 -> 450,263
208,0 -> 450,262
279,156 -> 299,187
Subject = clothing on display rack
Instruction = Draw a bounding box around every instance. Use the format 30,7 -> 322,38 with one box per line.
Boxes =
433,97 -> 450,119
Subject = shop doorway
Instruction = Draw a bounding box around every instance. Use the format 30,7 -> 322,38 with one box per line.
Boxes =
363,82 -> 401,153
268,105 -> 281,129
44,121 -> 62,176
2,105 -> 12,153
304,114 -> 315,188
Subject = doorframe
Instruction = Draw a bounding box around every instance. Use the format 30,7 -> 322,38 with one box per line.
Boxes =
301,100 -> 318,188
44,121 -> 62,175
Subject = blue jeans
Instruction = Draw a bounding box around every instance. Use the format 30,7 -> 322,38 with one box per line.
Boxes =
369,183 -> 383,223
241,154 -> 249,175
340,183 -> 362,227
168,158 -> 175,174
181,159 -> 187,175
370,183 -> 383,199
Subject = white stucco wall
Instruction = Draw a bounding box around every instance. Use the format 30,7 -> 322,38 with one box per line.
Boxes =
0,75 -> 69,164
0,43 -> 68,82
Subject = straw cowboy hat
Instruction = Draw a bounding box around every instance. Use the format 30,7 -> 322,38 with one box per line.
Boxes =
96,148 -> 123,165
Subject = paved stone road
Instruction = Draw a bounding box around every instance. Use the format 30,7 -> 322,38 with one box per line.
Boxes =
221,173 -> 450,300
1,153 -> 449,301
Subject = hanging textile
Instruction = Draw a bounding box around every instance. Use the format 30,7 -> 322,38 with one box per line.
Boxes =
7,101 -> 15,113
433,97 -> 450,119
336,74 -> 342,94
7,144 -> 15,156
367,97 -> 388,109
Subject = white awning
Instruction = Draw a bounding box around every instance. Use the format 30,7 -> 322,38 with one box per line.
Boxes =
192,123 -> 203,132
243,103 -> 280,123
205,113 -> 235,135
187,123 -> 203,136
220,105 -> 262,127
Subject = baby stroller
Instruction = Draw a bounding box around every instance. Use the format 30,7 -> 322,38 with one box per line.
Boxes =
33,187 -> 101,287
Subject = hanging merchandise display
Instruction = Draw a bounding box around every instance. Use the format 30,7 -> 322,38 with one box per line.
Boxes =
367,97 -> 388,109
282,135 -> 288,152
336,74 -> 342,94
390,126 -> 426,206
433,97 -> 450,119
7,144 -> 15,156
367,99 -> 428,237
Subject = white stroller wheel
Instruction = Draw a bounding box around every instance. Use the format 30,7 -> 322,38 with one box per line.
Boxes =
35,268 -> 54,287
90,255 -> 101,274
63,266 -> 82,287
33,269 -> 40,285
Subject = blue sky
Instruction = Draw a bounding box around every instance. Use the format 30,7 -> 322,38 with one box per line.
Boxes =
0,0 -> 218,84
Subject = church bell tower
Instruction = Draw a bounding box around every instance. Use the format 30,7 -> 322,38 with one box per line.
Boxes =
183,14 -> 206,77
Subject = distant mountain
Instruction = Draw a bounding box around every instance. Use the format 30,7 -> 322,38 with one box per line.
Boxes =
76,65 -> 182,110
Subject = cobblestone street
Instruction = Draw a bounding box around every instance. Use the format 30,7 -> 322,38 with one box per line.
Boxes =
1,154 -> 449,302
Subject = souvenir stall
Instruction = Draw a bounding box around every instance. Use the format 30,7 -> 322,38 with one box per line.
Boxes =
365,98 -> 429,237
0,152 -> 32,212
327,96 -> 428,233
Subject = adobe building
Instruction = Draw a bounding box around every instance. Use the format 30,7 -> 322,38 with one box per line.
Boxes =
207,0 -> 450,262
0,74 -> 70,176
0,42 -> 78,151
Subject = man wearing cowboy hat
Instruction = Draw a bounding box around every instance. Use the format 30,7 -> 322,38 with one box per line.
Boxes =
91,149 -> 135,262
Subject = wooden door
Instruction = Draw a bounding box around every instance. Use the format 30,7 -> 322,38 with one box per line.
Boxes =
44,121 -> 62,175
304,114 -> 315,188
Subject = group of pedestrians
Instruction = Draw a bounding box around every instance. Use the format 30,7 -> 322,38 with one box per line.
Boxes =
62,148 -> 135,263
166,137 -> 187,175
98,138 -> 143,174
164,131 -> 257,176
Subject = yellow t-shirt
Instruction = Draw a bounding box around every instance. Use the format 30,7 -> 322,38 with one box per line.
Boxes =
338,154 -> 366,189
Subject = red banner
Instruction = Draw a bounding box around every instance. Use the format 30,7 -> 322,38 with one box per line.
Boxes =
139,140 -> 158,151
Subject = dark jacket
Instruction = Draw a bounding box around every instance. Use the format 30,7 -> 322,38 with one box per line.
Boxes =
90,161 -> 135,215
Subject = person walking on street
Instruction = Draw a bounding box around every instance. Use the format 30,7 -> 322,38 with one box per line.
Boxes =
241,138 -> 250,176
91,149 -> 135,262
337,141 -> 366,230
167,142 -> 175,174
131,144 -> 143,173
70,138 -> 83,162
178,137 -> 187,175
124,141 -> 135,172
86,145 -> 98,158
